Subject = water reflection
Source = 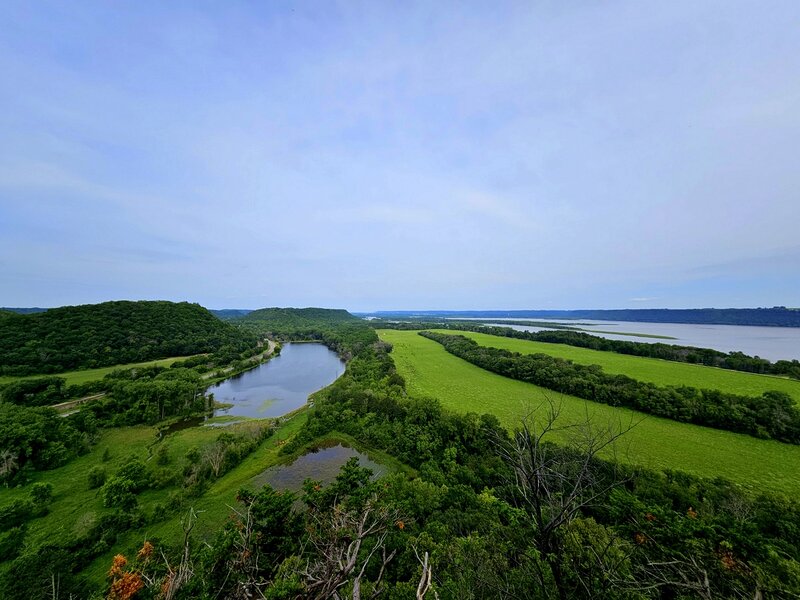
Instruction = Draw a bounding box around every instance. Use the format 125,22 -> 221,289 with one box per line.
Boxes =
207,343 -> 345,418
252,443 -> 385,492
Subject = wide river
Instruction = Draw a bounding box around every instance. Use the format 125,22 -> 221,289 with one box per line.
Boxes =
473,319 -> 800,362
206,342 -> 345,418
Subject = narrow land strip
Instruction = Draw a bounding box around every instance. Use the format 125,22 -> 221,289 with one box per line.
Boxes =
379,329 -> 800,497
430,329 -> 800,403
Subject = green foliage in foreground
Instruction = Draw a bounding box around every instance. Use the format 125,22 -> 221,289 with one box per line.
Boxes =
436,329 -> 800,404
0,418 -> 281,592
0,300 -> 257,376
379,329 -> 800,496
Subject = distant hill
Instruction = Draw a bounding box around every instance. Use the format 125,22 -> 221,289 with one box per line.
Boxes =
0,307 -> 49,314
236,307 -> 361,327
0,300 -> 256,376
361,307 -> 800,328
234,308 -> 372,355
211,308 -> 253,320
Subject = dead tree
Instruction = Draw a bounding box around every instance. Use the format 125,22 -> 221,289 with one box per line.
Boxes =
303,495 -> 401,600
204,442 -> 227,477
497,397 -> 637,600
161,508 -> 198,600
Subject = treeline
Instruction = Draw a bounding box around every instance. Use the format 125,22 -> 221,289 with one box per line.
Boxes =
421,331 -> 800,444
0,365 -> 210,484
0,330 -> 280,485
372,319 -> 800,379
0,343 -> 266,411
0,300 -> 258,376
81,326 -> 800,598
486,326 -> 800,379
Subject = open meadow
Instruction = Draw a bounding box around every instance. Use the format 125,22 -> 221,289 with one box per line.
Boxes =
379,329 -> 800,497
0,356 -> 194,387
432,329 -> 800,403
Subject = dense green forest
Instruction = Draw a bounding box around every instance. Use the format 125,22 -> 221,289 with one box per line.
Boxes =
0,301 -> 257,376
372,319 -> 800,379
365,307 -> 800,327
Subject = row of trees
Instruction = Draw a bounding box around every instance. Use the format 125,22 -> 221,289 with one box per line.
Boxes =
421,331 -> 800,444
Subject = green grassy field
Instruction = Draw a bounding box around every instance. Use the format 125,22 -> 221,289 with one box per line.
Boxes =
432,329 -> 800,403
379,329 -> 800,497
0,356 -> 194,387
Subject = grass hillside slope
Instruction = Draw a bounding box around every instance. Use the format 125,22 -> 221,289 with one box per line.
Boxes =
0,300 -> 256,376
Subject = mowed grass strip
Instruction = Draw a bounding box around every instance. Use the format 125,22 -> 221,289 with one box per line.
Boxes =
0,356 -> 196,387
432,329 -> 800,404
379,330 -> 800,497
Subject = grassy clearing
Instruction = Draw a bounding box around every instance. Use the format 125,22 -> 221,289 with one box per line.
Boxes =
379,330 -> 800,497
0,356 -> 194,387
432,330 -> 800,404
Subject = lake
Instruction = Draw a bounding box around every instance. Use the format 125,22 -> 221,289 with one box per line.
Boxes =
252,443 -> 386,493
206,342 -> 345,418
478,319 -> 800,361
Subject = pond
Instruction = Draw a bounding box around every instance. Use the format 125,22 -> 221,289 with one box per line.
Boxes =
206,342 -> 345,419
252,443 -> 386,492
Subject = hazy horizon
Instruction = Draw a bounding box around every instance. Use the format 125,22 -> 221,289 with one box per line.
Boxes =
2,2 -> 799,311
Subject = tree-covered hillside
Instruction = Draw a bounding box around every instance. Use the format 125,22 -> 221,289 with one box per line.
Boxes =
237,307 -> 360,326
234,307 -> 373,358
0,301 -> 257,375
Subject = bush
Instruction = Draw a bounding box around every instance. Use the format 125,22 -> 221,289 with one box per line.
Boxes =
0,526 -> 25,561
29,482 -> 53,505
116,458 -> 150,492
101,477 -> 137,511
87,467 -> 106,489
156,444 -> 170,466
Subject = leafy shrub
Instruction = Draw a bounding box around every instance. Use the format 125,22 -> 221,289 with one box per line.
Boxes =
87,467 -> 106,489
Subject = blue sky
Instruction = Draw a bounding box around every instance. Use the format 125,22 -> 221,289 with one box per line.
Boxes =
1,1 -> 798,311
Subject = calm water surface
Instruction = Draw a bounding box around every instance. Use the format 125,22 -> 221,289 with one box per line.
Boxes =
252,444 -> 385,492
206,343 -> 345,418
476,319 -> 800,361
